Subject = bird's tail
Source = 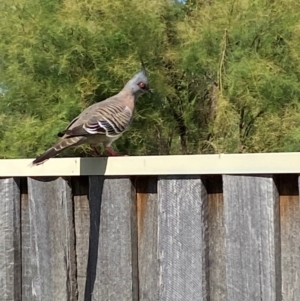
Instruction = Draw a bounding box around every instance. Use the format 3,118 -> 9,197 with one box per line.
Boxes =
32,136 -> 85,165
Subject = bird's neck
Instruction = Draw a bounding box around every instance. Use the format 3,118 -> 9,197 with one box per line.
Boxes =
118,89 -> 139,101
117,89 -> 137,111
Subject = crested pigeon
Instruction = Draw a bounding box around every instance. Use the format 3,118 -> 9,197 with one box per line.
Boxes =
32,67 -> 152,165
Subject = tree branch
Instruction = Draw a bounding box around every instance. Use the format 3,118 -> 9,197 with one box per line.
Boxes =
218,29 -> 228,96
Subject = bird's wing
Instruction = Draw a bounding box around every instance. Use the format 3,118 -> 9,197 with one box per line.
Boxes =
63,101 -> 133,138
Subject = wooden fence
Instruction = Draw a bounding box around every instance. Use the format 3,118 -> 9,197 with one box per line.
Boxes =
1,154 -> 300,301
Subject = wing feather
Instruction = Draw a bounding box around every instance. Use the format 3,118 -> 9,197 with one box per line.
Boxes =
63,102 -> 132,138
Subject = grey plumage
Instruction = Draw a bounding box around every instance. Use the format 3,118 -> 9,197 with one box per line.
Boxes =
32,67 -> 152,165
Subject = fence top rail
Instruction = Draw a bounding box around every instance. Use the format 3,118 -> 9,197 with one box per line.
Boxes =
0,153 -> 299,177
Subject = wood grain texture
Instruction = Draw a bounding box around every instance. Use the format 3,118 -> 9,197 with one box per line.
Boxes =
27,177 -> 77,301
223,175 -> 281,301
87,177 -> 138,301
158,176 -> 209,300
84,176 -> 103,301
0,178 -> 21,301
72,176 -> 90,301
280,175 -> 300,300
207,176 -> 227,301
136,177 -> 159,301
21,178 -> 32,301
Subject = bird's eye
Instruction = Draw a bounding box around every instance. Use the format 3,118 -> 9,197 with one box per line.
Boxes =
138,82 -> 146,89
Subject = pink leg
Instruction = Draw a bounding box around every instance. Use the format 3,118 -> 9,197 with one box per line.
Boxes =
105,146 -> 126,156
91,145 -> 106,157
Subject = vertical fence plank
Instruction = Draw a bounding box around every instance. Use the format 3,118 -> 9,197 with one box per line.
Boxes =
21,178 -> 33,301
72,177 -> 90,301
27,177 -> 77,301
0,178 -> 21,301
158,176 -> 209,300
136,177 -> 159,301
87,177 -> 137,301
83,176 -> 103,301
223,175 -> 281,301
280,175 -> 300,300
207,176 -> 227,301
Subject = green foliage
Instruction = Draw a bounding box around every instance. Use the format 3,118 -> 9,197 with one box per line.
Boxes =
1,0 -> 300,158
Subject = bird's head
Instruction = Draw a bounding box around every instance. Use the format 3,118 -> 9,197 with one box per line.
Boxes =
124,66 -> 153,97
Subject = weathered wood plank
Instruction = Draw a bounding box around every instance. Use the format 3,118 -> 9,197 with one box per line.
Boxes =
27,177 -> 77,301
72,176 -> 90,301
86,177 -> 138,301
280,175 -> 300,300
223,175 -> 281,301
83,176 -> 103,301
136,177 -> 159,301
207,176 -> 227,301
0,178 -> 21,301
158,176 -> 209,300
21,178 -> 33,301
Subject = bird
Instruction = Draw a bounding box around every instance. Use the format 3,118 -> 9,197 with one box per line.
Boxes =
32,66 -> 152,165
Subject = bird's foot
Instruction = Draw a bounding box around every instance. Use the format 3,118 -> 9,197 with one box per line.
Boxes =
105,147 -> 127,156
91,145 -> 106,157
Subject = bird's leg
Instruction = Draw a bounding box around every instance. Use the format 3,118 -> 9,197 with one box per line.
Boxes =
91,145 -> 105,157
105,146 -> 126,156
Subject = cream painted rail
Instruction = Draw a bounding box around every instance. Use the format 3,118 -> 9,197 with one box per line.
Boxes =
0,152 -> 300,176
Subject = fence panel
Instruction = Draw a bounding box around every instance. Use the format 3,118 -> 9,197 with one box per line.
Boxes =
26,177 -> 77,301
0,178 -> 21,301
21,178 -> 32,301
157,176 -> 209,301
223,175 -> 281,301
279,175 -> 300,301
136,177 -> 159,301
1,171 -> 300,300
72,176 -> 90,301
87,177 -> 138,301
207,176 -> 227,301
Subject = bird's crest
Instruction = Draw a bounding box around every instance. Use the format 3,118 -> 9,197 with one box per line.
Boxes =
138,54 -> 148,75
